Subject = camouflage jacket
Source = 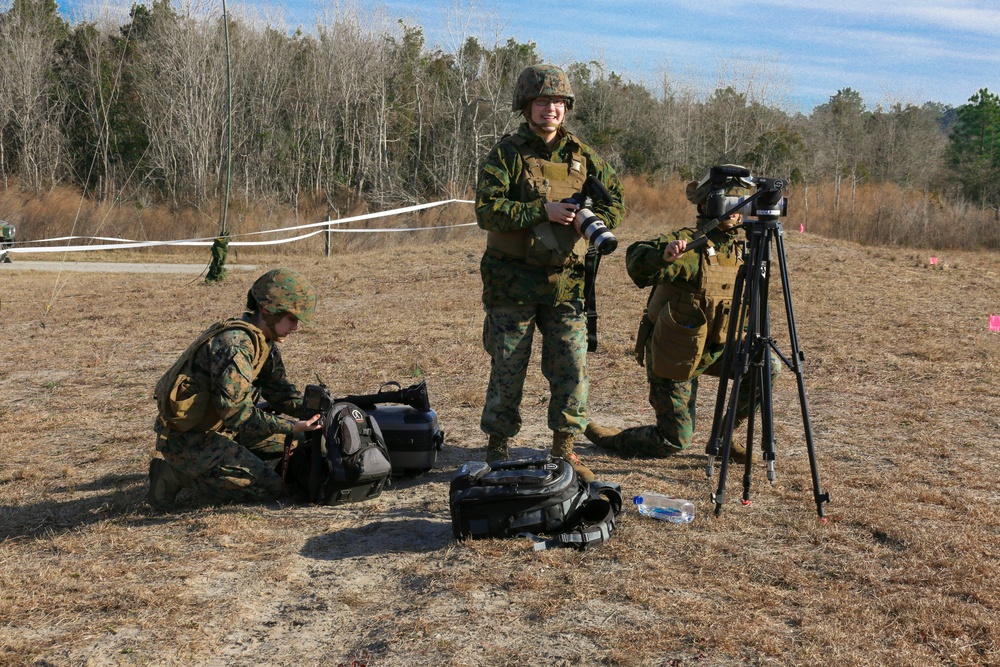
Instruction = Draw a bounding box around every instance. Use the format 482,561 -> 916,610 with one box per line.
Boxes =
625,219 -> 741,289
476,123 -> 625,307
189,314 -> 302,437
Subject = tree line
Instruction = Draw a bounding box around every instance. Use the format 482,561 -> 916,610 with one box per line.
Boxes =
1,0 -> 998,220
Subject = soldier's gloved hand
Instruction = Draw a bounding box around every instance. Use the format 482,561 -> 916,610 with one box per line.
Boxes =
545,201 -> 578,226
292,413 -> 323,433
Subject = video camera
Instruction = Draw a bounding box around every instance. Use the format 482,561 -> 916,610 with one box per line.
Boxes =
563,174 -> 618,255
338,380 -> 431,413
298,378 -> 431,421
681,166 -> 790,256
704,165 -> 789,220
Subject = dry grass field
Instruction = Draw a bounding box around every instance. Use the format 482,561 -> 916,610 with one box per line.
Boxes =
1,207 -> 999,667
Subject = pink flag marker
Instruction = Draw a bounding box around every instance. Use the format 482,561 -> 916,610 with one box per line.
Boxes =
799,223 -> 804,233
929,257 -> 939,265
991,315 -> 1000,333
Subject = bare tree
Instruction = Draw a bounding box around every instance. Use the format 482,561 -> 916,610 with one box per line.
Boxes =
808,88 -> 869,208
697,53 -> 792,172
135,0 -> 227,207
864,100 -> 947,189
0,0 -> 68,192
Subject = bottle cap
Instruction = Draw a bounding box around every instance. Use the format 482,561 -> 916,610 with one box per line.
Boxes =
632,495 -> 643,504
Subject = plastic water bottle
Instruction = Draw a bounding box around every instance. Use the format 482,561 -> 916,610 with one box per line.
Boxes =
633,493 -> 695,524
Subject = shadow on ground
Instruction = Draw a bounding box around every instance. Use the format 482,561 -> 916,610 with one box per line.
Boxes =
0,473 -> 179,540
301,512 -> 454,560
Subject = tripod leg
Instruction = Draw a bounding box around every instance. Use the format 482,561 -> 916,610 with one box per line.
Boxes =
707,318 -> 751,516
711,372 -> 745,516
738,360 -> 759,504
773,229 -> 830,520
706,261 -> 748,474
758,249 -> 778,486
712,225 -> 769,516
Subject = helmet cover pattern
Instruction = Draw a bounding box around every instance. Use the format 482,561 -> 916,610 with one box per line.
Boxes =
249,268 -> 317,324
512,64 -> 575,111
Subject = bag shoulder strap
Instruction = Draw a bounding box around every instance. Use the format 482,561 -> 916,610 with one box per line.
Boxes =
520,480 -> 624,551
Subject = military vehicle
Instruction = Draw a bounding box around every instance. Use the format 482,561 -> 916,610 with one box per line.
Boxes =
0,220 -> 13,248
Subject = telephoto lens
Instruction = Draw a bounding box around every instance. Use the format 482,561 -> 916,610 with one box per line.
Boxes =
575,208 -> 618,255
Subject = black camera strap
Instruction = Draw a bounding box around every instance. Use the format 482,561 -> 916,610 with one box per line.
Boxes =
584,246 -> 600,352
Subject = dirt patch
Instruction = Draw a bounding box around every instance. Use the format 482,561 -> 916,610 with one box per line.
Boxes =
0,220 -> 998,666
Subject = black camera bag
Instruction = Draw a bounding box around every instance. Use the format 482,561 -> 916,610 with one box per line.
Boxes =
285,402 -> 392,505
449,456 -> 623,550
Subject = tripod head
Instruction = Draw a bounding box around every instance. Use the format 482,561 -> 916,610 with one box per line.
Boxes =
746,177 -> 789,221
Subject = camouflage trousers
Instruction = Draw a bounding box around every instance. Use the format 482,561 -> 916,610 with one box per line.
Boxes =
480,302 -> 588,438
155,421 -> 289,503
608,343 -> 781,458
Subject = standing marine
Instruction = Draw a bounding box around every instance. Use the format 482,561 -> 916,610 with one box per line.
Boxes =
148,268 -> 323,510
586,168 -> 778,457
475,64 -> 626,482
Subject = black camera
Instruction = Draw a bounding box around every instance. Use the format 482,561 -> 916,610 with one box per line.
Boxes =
563,174 -> 618,255
302,382 -> 333,420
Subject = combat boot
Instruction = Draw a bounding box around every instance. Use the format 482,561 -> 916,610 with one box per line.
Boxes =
726,440 -> 750,463
551,432 -> 596,484
148,458 -> 191,511
486,435 -> 509,464
584,422 -> 621,450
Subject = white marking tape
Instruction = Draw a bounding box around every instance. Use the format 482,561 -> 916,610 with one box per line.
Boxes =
3,198 -> 476,254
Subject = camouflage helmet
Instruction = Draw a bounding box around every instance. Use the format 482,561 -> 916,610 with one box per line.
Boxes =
249,268 -> 317,325
686,164 -> 754,205
512,64 -> 575,111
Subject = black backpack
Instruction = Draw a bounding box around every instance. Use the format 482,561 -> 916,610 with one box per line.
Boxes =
449,456 -> 623,550
285,401 -> 393,505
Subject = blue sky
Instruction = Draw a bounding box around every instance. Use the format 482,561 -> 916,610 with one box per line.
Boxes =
59,0 -> 998,112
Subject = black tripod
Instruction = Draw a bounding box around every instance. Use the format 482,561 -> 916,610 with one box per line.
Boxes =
703,178 -> 830,519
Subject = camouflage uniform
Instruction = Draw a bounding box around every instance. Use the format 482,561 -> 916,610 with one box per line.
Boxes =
476,122 -> 625,438
154,313 -> 303,502
596,222 -> 780,457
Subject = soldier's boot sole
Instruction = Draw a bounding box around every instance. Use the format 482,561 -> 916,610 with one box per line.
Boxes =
148,458 -> 188,511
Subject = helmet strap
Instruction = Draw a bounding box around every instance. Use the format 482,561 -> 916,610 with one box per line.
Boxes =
248,310 -> 283,341
262,312 -> 285,340
526,115 -> 563,145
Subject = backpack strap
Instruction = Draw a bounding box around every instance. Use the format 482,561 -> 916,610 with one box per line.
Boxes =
280,431 -> 297,493
519,480 -> 624,551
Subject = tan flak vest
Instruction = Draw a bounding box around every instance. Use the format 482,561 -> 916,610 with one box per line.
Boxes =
636,239 -> 743,381
486,133 -> 589,267
154,318 -> 271,432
